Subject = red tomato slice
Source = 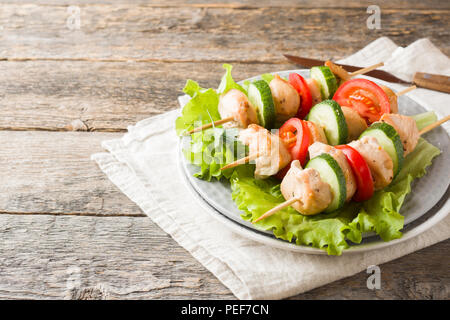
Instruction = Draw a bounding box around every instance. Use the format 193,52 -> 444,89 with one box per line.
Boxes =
335,145 -> 374,202
333,78 -> 390,123
276,118 -> 311,180
288,73 -> 313,119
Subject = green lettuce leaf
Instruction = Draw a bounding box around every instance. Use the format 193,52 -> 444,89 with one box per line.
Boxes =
217,64 -> 246,95
175,80 -> 220,136
260,73 -> 275,83
183,127 -> 247,181
176,64 -> 245,136
231,138 -> 441,255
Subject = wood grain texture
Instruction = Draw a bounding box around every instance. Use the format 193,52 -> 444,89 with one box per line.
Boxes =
291,239 -> 450,299
0,213 -> 447,299
0,4 -> 448,62
0,131 -> 143,216
0,0 -> 448,300
0,61 -> 295,131
0,214 -> 233,299
2,0 -> 450,9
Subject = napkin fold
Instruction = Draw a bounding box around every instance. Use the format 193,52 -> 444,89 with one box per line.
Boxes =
92,37 -> 450,300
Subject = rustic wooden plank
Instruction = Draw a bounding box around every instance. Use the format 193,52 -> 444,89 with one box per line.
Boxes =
0,61 -> 298,131
3,0 -> 450,10
0,130 -> 142,216
291,239 -> 450,299
0,214 -> 233,299
0,213 -> 447,299
0,5 -> 448,62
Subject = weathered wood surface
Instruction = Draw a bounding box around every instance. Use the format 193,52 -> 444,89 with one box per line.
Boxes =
0,61 -> 293,131
3,0 -> 450,9
0,131 -> 142,216
0,4 -> 449,63
0,214 -> 232,299
0,0 -> 448,300
0,213 -> 448,299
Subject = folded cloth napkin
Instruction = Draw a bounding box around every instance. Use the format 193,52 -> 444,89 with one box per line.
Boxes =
92,37 -> 450,300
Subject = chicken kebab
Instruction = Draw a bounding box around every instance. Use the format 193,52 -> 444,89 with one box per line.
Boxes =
253,111 -> 448,222
186,61 -> 405,134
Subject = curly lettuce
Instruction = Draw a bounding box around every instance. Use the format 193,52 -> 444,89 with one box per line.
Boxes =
176,64 -> 244,135
183,128 -> 247,181
217,64 -> 246,95
231,138 -> 441,255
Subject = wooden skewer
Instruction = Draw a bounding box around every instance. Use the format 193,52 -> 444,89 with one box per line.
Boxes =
188,63 -> 386,135
186,116 -> 234,135
419,115 -> 450,135
253,115 -> 450,223
253,197 -> 301,223
221,152 -> 261,170
396,85 -> 416,97
348,62 -> 384,78
221,136 -> 297,171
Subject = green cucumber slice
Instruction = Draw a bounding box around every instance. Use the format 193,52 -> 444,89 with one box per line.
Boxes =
360,122 -> 404,176
247,80 -> 276,129
306,153 -> 347,213
310,66 -> 338,99
306,100 -> 348,145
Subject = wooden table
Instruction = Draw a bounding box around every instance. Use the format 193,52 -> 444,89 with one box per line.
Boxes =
0,0 -> 448,299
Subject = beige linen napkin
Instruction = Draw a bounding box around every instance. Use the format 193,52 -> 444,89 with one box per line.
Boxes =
92,37 -> 450,300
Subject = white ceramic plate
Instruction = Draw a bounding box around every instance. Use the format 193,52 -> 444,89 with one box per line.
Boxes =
178,70 -> 450,254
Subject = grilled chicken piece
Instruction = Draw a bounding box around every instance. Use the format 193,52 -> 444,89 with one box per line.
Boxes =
280,160 -> 333,215
349,136 -> 394,190
341,106 -> 368,142
380,113 -> 419,156
304,121 -> 328,144
306,78 -> 322,106
308,142 -> 357,201
325,60 -> 351,85
269,75 -> 300,122
218,89 -> 259,128
238,124 -> 291,179
380,85 -> 398,114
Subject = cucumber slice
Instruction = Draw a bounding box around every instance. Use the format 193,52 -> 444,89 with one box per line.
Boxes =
306,153 -> 346,213
310,66 -> 338,99
247,80 -> 276,129
360,122 -> 404,176
306,100 -> 348,145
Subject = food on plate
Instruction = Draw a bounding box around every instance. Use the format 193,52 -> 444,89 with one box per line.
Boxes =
380,113 -> 420,156
288,73 -> 313,119
333,78 -> 392,123
334,144 -> 374,202
280,160 -> 333,215
341,106 -> 368,142
237,124 -> 291,179
309,142 -> 357,202
176,63 -> 446,255
247,80 -> 276,128
379,85 -> 399,114
269,75 -> 300,123
217,88 -> 259,128
306,99 -> 348,145
348,136 -> 393,190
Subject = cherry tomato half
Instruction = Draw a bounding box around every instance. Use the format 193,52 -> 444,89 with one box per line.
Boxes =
288,73 -> 313,119
276,118 -> 311,180
335,145 -> 374,202
333,78 -> 390,123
